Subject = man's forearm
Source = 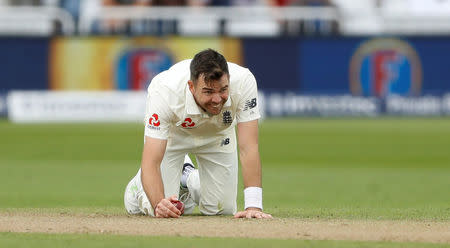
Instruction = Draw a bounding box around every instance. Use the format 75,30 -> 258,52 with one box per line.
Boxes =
240,146 -> 262,188
240,146 -> 264,210
141,163 -> 165,210
140,137 -> 168,211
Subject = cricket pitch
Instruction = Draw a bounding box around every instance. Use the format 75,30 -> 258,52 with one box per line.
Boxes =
0,211 -> 449,243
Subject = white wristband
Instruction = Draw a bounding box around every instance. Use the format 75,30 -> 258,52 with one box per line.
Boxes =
244,187 -> 263,210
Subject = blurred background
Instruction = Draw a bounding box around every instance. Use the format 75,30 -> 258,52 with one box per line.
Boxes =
0,0 -> 449,219
1,0 -> 450,121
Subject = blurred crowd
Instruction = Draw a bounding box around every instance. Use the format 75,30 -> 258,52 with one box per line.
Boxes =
0,0 -> 334,7
0,0 -> 338,35
2,0 -> 448,36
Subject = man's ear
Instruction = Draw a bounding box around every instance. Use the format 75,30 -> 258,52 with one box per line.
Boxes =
188,80 -> 195,94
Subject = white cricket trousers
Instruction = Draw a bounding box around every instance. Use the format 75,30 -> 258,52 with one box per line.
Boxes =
124,150 -> 238,216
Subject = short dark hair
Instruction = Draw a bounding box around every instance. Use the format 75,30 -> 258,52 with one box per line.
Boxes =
190,49 -> 229,83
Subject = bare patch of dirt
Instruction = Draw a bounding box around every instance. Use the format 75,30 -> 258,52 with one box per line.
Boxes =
0,211 -> 449,243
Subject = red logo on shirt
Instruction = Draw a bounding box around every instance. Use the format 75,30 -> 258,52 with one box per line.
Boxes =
149,113 -> 160,127
181,118 -> 195,128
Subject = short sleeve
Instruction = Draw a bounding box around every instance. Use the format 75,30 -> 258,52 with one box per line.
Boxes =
144,90 -> 172,140
236,72 -> 261,123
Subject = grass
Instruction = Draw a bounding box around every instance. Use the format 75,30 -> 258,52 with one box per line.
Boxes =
0,118 -> 449,220
0,161 -> 448,220
0,233 -> 448,248
0,118 -> 449,247
262,167 -> 450,220
259,118 -> 450,168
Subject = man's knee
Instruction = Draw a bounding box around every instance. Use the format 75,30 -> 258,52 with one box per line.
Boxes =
124,178 -> 140,215
199,201 -> 236,216
124,172 -> 154,216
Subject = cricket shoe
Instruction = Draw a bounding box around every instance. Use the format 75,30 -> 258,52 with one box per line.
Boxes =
179,163 -> 196,214
180,163 -> 195,188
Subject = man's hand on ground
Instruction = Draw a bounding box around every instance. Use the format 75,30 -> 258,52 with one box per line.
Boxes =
234,207 -> 273,219
155,195 -> 181,218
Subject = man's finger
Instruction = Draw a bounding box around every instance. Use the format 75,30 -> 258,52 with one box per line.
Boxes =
234,210 -> 273,219
262,213 -> 273,219
156,200 -> 180,218
155,209 -> 165,218
168,195 -> 178,202
245,211 -> 253,219
156,203 -> 170,218
162,197 -> 181,216
255,212 -> 262,219
164,207 -> 178,218
155,203 -> 164,218
166,203 -> 181,217
234,211 -> 245,218
161,199 -> 181,217
251,211 -> 262,219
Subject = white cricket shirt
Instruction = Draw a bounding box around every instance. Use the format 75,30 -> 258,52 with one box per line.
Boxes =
143,59 -> 260,153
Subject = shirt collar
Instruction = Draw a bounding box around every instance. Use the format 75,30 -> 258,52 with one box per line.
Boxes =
185,84 -> 232,116
223,95 -> 232,107
185,84 -> 202,115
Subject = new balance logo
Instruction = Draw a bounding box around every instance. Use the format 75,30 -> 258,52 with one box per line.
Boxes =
221,138 -> 230,146
244,98 -> 257,111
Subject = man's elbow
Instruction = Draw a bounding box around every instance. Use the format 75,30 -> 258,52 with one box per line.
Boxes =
238,143 -> 259,157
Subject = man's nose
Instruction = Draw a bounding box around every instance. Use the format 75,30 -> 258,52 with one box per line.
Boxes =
212,94 -> 221,103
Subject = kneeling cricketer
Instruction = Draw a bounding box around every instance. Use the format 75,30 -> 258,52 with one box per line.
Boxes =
124,48 -> 272,219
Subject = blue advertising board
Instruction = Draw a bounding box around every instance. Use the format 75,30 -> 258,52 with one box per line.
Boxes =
300,37 -> 450,97
0,38 -> 49,91
242,38 -> 300,91
244,37 -> 450,116
115,48 -> 173,91
259,92 -> 450,117
1,36 -> 449,96
0,92 -> 6,117
244,37 -> 450,97
1,36 -> 450,117
299,38 -> 356,94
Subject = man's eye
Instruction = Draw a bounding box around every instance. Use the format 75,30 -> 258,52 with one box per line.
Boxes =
203,91 -> 212,95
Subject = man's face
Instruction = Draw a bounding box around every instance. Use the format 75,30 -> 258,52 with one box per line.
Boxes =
188,74 -> 229,115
